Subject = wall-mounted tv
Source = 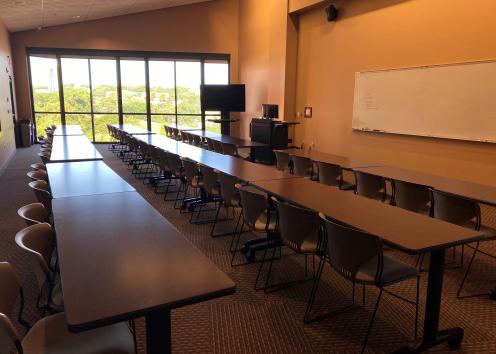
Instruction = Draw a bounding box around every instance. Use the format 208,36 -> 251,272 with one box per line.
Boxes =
201,84 -> 245,112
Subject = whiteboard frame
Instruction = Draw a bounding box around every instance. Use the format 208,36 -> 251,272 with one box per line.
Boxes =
352,59 -> 496,144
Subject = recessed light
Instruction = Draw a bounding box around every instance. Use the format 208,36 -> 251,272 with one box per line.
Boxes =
72,15 -> 81,19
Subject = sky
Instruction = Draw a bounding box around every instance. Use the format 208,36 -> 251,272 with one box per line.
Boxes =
29,56 -> 229,92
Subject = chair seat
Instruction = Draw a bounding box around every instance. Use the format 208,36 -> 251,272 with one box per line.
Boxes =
340,181 -> 356,191
254,211 -> 277,232
299,239 -> 318,253
22,313 -> 135,354
31,163 -> 47,171
356,255 -> 418,286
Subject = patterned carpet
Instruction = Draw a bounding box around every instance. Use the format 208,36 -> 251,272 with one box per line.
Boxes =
1,144 -> 496,353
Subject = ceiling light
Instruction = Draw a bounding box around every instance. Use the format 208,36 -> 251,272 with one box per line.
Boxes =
72,15 -> 81,19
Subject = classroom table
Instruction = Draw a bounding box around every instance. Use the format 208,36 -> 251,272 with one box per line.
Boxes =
49,135 -> 103,163
46,161 -> 135,198
135,134 -> 295,182
52,191 -> 235,354
281,147 -> 381,169
110,123 -> 154,135
354,165 -> 496,206
250,177 -> 484,353
52,125 -> 85,136
187,130 -> 267,148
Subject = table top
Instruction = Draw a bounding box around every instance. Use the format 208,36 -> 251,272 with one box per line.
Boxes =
46,161 -> 135,198
53,192 -> 235,332
355,165 -> 496,206
135,135 -> 295,182
111,124 -> 154,135
187,130 -> 267,148
53,125 -> 85,136
49,135 -> 103,163
251,178 -> 483,254
281,148 -> 380,169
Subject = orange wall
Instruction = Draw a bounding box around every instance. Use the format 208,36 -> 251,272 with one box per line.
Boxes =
10,0 -> 239,121
0,17 -> 16,171
295,0 -> 496,185
237,0 -> 297,138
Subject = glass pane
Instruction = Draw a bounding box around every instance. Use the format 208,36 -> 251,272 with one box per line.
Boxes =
94,114 -> 119,142
177,115 -> 202,130
35,113 -> 61,137
61,58 -> 91,112
151,115 -> 175,135
176,61 -> 201,114
204,61 -> 229,84
90,59 -> 118,113
123,115 -> 148,130
205,114 -> 221,133
121,60 -> 146,113
30,56 -> 60,112
149,60 -> 175,114
65,114 -> 93,141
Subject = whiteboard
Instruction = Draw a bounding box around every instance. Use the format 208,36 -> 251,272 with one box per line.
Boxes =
352,60 -> 496,143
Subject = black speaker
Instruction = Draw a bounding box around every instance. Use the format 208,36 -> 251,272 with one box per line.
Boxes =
325,4 -> 338,22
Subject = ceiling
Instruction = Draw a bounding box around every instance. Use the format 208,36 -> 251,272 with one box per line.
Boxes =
0,0 -> 211,32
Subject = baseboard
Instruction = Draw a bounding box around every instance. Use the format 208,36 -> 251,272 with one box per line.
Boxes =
0,147 -> 16,177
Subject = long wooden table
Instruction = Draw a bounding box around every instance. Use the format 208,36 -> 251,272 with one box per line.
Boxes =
53,125 -> 85,136
111,123 -> 154,135
49,135 -> 103,163
354,165 -> 496,206
187,130 -> 267,148
281,147 -> 380,169
135,134 -> 295,182
53,192 -> 235,354
250,177 -> 484,353
46,161 -> 135,198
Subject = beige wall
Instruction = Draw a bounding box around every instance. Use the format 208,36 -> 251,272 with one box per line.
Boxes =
295,0 -> 496,185
0,17 -> 16,172
10,0 -> 239,121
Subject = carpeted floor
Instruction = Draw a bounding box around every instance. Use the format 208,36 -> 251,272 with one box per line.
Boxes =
2,144 -> 496,353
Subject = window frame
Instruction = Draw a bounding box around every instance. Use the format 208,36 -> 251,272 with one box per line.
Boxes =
27,47 -> 230,142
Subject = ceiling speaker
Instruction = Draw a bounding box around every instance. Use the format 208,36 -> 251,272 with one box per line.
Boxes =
325,4 -> 338,22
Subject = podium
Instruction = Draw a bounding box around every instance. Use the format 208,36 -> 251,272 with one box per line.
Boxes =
250,118 -> 297,164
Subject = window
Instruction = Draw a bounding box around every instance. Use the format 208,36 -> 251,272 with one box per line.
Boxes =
28,49 -> 230,142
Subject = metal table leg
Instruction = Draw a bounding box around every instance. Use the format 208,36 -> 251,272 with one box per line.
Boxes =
393,249 -> 464,353
146,308 -> 171,354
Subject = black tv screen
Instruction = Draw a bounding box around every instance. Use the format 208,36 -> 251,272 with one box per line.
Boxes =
201,84 -> 245,112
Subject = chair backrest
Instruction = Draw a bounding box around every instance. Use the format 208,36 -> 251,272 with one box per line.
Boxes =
206,138 -> 216,151
272,197 -> 319,252
274,150 -> 290,171
28,180 -> 52,212
15,223 -> 56,291
158,149 -> 170,171
354,171 -> 386,201
180,131 -> 188,142
221,143 -> 238,157
181,158 -> 199,186
430,189 -> 480,229
27,169 -> 49,182
213,140 -> 224,154
17,203 -> 50,226
37,152 -> 50,164
0,262 -> 21,353
292,155 -> 313,177
166,152 -> 183,176
164,126 -> 171,138
320,213 -> 382,282
218,172 -> 239,207
199,164 -> 219,196
317,161 -> 342,187
392,180 -> 430,213
236,183 -> 269,229
192,134 -> 203,147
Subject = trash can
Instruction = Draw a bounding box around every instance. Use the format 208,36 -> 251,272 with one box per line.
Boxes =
18,119 -> 32,147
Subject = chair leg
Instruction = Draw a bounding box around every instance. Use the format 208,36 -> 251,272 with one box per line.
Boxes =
230,220 -> 245,266
262,246 -> 278,292
304,256 -> 326,323
457,241 -> 480,299
361,288 -> 383,354
414,276 -> 420,339
254,244 -> 270,290
229,212 -> 243,253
